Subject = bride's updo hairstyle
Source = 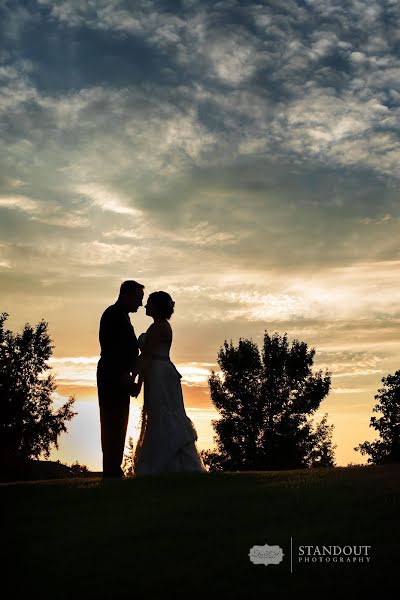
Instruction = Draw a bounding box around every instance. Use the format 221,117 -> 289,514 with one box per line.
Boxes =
148,291 -> 175,320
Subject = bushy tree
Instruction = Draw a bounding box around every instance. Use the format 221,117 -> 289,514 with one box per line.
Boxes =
354,370 -> 400,464
68,461 -> 90,477
202,331 -> 335,471
0,312 -> 76,466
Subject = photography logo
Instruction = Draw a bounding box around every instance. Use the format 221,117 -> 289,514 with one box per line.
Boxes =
249,539 -> 372,572
249,542 -> 284,566
298,545 -> 372,564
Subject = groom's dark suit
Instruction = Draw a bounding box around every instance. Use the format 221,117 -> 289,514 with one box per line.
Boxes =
97,301 -> 139,478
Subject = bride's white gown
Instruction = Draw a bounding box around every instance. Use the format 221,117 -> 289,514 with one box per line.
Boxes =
133,331 -> 207,476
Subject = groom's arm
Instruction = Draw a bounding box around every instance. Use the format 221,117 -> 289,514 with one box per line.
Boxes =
100,308 -> 123,356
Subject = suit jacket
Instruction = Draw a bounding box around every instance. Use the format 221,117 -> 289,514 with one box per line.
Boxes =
97,302 -> 139,385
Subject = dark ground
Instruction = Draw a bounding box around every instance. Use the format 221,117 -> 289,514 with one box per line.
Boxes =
3,464 -> 398,598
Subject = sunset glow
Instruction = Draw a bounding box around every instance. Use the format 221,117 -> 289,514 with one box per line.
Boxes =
2,0 -> 398,469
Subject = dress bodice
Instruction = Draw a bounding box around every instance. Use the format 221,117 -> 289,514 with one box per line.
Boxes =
138,332 -> 171,360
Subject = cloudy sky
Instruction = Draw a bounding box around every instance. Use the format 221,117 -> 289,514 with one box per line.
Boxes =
1,0 -> 400,469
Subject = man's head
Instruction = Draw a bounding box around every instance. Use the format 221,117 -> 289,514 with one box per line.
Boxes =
117,280 -> 145,313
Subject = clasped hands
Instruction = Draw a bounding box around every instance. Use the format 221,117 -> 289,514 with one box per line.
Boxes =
121,373 -> 142,397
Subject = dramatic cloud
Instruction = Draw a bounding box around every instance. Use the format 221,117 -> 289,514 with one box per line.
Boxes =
1,0 -> 399,468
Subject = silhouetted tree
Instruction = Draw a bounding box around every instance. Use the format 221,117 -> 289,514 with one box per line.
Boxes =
202,331 -> 335,471
122,436 -> 134,477
354,370 -> 400,464
0,312 -> 76,468
68,461 -> 91,477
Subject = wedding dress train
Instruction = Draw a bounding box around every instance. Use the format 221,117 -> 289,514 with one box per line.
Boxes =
133,332 -> 207,476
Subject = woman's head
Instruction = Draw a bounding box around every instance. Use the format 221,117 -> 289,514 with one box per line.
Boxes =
145,291 -> 175,320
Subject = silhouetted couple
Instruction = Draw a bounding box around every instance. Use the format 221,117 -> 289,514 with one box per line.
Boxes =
96,280 -> 207,479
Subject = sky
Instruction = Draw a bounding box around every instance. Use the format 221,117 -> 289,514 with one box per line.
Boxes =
1,0 -> 400,470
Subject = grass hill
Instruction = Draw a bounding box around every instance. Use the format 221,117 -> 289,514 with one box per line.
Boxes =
4,464 -> 398,597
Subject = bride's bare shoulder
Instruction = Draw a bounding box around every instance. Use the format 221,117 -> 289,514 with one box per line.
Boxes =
160,320 -> 172,337
147,320 -> 172,336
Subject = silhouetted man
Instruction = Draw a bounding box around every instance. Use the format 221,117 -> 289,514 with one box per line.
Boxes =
97,280 -> 144,479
